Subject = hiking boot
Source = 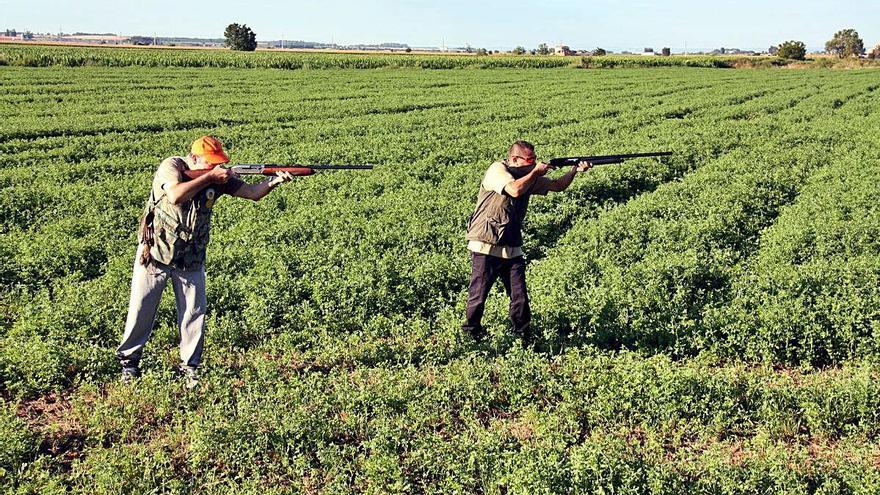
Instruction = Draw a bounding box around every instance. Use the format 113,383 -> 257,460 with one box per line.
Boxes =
121,366 -> 141,384
181,367 -> 200,390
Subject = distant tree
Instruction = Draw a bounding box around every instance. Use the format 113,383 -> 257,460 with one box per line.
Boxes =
592,47 -> 607,56
465,44 -> 473,53
868,44 -> 880,60
661,47 -> 671,56
768,45 -> 779,55
23,31 -> 33,40
537,43 -> 550,55
224,23 -> 257,51
512,46 -> 526,55
825,29 -> 864,58
777,40 -> 806,60
4,29 -> 17,37
476,48 -> 488,56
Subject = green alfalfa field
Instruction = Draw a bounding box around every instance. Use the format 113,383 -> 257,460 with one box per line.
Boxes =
2,45 -> 880,493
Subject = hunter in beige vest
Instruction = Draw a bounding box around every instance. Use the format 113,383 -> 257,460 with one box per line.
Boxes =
462,140 -> 592,346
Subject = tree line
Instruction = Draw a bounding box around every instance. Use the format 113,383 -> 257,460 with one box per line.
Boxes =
223,23 -> 878,59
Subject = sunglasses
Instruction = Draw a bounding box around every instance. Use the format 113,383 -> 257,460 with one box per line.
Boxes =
512,155 -> 537,164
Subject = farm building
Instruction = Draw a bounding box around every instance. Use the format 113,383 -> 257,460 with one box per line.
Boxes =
555,45 -> 574,56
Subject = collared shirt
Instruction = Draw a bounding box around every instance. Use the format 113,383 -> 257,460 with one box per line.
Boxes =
466,161 -> 552,259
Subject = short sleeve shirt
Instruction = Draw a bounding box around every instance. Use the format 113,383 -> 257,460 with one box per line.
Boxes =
467,161 -> 554,258
152,157 -> 244,200
482,161 -> 553,197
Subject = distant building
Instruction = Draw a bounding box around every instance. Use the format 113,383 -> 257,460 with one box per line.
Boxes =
710,47 -> 757,56
555,44 -> 574,56
642,48 -> 657,56
0,30 -> 25,41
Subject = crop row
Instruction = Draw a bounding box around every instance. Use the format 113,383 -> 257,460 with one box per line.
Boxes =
579,55 -> 782,69
2,68 -> 879,397
7,45 -> 880,73
0,44 -> 573,70
6,350 -> 880,493
716,143 -> 880,365
529,77 -> 880,364
581,55 -> 880,70
3,63 -> 880,493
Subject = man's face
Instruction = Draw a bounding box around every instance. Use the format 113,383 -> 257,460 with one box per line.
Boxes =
190,154 -> 214,170
509,148 -> 537,167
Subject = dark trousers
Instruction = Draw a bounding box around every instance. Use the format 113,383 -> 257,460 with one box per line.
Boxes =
462,252 -> 532,340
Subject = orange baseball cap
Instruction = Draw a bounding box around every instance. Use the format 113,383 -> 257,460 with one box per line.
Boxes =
191,136 -> 230,165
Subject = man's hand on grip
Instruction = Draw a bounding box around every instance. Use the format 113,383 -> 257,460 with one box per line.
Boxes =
207,166 -> 234,184
533,162 -> 552,176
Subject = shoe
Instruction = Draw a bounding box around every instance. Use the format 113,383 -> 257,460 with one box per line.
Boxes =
181,367 -> 200,390
121,366 -> 140,383
463,326 -> 488,342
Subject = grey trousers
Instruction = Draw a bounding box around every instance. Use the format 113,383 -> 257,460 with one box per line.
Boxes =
116,244 -> 207,370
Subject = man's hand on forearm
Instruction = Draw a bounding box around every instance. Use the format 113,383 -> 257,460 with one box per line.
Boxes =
270,170 -> 295,187
240,170 -> 295,201
550,160 -> 591,192
575,160 -> 593,173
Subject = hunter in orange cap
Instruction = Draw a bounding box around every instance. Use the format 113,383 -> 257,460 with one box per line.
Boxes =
190,135 -> 230,165
116,135 -> 295,389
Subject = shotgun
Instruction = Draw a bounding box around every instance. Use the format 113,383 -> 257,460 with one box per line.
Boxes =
182,164 -> 373,179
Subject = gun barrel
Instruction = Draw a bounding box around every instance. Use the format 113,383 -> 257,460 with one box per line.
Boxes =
548,152 -> 672,167
182,164 -> 373,179
304,165 -> 374,170
235,164 -> 374,171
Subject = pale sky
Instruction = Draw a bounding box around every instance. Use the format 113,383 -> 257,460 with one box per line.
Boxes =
1,0 -> 877,52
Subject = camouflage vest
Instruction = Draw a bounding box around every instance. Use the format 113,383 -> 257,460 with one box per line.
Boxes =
141,157 -> 218,270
